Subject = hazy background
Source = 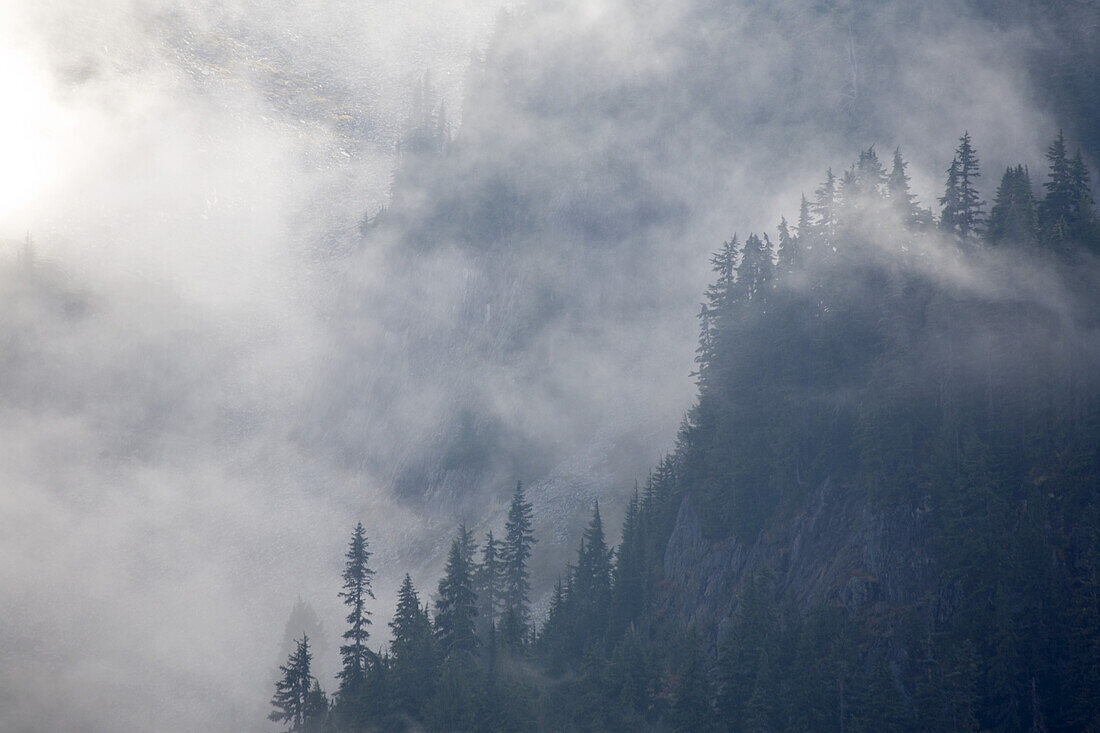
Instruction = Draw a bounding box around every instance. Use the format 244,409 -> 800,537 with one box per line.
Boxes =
0,0 -> 1095,730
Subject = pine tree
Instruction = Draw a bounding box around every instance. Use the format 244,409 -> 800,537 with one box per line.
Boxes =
987,165 -> 1038,247
1041,130 -> 1074,235
475,530 -> 504,633
887,147 -> 918,224
337,523 -> 375,696
813,169 -> 839,249
501,481 -> 536,644
940,156 -> 963,235
734,233 -> 774,302
776,216 -> 801,275
271,635 -> 324,732
671,637 -> 716,732
435,531 -> 479,659
857,145 -> 887,196
941,133 -> 984,239
1068,149 -> 1098,247
389,574 -> 437,715
610,486 -> 645,637
1040,132 -> 1099,249
303,680 -> 329,732
573,502 -> 614,645
796,193 -> 814,252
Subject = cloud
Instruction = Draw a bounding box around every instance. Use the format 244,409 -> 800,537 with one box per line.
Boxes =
0,0 -> 1093,730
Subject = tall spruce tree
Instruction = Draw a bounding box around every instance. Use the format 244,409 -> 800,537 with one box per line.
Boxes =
271,635 -> 325,732
501,481 -> 536,644
435,531 -> 479,659
813,169 -> 839,249
337,523 -> 375,695
734,233 -> 774,302
940,132 -> 984,238
572,502 -> 614,645
887,147 -> 919,225
610,486 -> 645,637
796,193 -> 814,251
389,574 -> 437,715
475,530 -> 504,633
1041,130 -> 1074,235
776,216 -> 801,274
987,165 -> 1038,247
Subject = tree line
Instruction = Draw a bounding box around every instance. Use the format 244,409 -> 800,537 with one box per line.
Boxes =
269,130 -> 1100,731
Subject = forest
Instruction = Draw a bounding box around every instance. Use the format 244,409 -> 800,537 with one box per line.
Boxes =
266,130 -> 1100,731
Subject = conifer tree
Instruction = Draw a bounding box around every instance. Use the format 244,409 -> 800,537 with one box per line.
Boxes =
573,502 -> 613,639
1041,130 -> 1074,232
501,481 -> 536,643
941,132 -> 984,238
940,157 -> 963,234
776,216 -> 801,274
887,147 -> 918,224
671,637 -> 717,732
796,193 -> 814,251
610,486 -> 645,637
475,530 -> 504,633
734,233 -> 774,302
389,574 -> 437,715
435,531 -> 479,659
987,165 -> 1038,246
813,169 -> 838,248
1040,132 -> 1098,248
337,523 -> 375,695
856,145 -> 887,196
271,635 -> 324,732
693,302 -> 715,390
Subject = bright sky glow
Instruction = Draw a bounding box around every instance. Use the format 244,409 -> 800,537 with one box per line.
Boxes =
0,45 -> 60,221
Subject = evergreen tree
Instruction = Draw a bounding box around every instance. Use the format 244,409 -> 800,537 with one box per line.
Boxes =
813,169 -> 839,249
776,216 -> 801,275
501,481 -> 536,644
856,145 -> 887,196
337,523 -> 375,696
940,156 -> 963,235
735,233 -> 774,303
1040,132 -> 1098,248
1040,130 -> 1074,236
941,132 -> 984,238
572,502 -> 614,645
271,635 -> 324,732
475,529 -> 504,634
887,147 -> 918,224
435,531 -> 479,659
609,486 -> 645,637
796,193 -> 814,251
671,637 -> 716,732
987,165 -> 1038,246
389,574 -> 437,715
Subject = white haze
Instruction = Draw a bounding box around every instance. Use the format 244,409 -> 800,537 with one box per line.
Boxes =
0,0 -> 1077,730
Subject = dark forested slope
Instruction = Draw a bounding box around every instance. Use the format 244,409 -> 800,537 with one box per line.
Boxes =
268,132 -> 1100,730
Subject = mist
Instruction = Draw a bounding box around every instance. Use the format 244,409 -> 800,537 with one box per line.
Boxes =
1,0 -> 1095,730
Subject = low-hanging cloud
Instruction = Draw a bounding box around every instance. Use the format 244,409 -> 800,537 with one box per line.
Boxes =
1,0 -> 1095,730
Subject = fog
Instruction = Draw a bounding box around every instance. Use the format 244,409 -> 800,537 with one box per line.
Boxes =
0,0 -> 1091,730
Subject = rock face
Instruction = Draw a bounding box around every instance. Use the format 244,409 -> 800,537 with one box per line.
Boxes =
658,479 -> 937,656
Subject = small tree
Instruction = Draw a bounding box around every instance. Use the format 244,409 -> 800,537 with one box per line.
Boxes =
271,635 -> 326,731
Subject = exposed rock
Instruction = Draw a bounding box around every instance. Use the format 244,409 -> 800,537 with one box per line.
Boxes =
657,479 -> 936,657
